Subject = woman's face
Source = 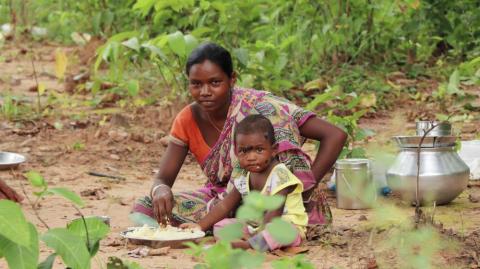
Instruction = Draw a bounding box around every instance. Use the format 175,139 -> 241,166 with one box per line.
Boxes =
188,60 -> 236,113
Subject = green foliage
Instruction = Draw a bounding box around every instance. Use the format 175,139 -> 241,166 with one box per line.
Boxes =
45,187 -> 85,207
0,171 -> 141,269
0,95 -> 19,120
0,200 -> 31,246
25,171 -> 47,188
67,217 -> 110,256
0,223 -> 39,269
306,85 -> 375,158
265,218 -> 297,245
272,254 -> 315,269
215,222 -> 243,242
41,228 -> 92,269
37,254 -> 57,269
187,241 -> 265,269
107,256 -> 145,269
186,191 -> 313,268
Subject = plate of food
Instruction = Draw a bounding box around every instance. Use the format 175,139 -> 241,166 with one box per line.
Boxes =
121,225 -> 205,249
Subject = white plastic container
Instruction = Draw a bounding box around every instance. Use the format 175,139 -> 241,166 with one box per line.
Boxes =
458,140 -> 480,180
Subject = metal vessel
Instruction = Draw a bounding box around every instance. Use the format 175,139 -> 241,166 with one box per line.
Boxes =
335,159 -> 376,209
386,136 -> 469,205
416,121 -> 452,136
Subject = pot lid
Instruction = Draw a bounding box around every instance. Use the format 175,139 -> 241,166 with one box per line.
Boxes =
335,158 -> 370,169
393,136 -> 457,148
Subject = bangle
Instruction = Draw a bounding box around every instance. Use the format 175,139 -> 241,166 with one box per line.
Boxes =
150,184 -> 169,198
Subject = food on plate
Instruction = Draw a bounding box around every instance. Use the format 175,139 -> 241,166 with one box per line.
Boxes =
125,225 -> 204,241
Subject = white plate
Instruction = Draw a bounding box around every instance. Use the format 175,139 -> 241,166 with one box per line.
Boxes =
0,152 -> 26,170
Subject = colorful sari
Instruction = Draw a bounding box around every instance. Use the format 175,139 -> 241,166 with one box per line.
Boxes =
133,87 -> 332,225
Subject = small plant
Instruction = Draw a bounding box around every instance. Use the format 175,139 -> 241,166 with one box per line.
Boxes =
0,95 -> 19,120
306,85 -> 375,159
185,191 -> 314,269
0,171 -> 142,269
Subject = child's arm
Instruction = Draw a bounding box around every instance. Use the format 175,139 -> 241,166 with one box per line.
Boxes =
182,187 -> 242,231
263,185 -> 295,224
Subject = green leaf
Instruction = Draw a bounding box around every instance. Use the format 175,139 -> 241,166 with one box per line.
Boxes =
272,255 -> 314,269
122,37 -> 140,51
0,223 -> 39,269
25,171 -> 46,188
141,43 -> 167,60
355,128 -> 375,141
67,217 -> 109,241
128,212 -> 159,227
233,48 -> 249,66
41,228 -> 91,269
132,0 -> 156,16
184,34 -> 198,56
94,31 -> 138,72
0,200 -> 30,246
350,148 -> 366,158
38,253 -> 57,269
216,222 -> 243,242
265,218 -> 297,245
305,91 -> 335,111
167,31 -> 186,57
243,191 -> 285,211
107,256 -> 145,269
46,188 -> 84,207
67,217 -> 110,255
127,80 -> 140,96
236,205 -> 263,221
238,251 -> 265,269
447,69 -> 461,95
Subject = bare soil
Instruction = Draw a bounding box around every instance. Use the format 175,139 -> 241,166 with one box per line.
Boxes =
1,42 -> 480,269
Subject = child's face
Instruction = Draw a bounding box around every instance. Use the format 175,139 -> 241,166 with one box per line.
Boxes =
235,133 -> 276,173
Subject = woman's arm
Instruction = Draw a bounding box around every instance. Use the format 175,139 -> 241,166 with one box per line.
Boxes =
196,187 -> 242,231
0,180 -> 23,203
151,141 -> 188,224
299,116 -> 347,191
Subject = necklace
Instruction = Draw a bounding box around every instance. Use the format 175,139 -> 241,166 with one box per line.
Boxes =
206,113 -> 224,133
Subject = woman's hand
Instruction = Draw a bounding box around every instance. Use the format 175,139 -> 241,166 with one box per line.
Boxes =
0,180 -> 23,203
151,184 -> 174,225
179,222 -> 201,230
151,142 -> 189,224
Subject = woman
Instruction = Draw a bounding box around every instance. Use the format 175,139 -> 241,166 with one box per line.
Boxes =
133,43 -> 347,226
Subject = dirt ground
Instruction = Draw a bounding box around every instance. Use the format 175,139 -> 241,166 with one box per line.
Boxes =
1,43 -> 480,269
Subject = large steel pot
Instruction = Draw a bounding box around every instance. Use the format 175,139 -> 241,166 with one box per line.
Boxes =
386,144 -> 469,205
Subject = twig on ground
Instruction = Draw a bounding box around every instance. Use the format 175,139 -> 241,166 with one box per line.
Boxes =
87,171 -> 126,181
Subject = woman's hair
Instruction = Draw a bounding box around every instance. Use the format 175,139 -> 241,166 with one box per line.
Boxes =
186,43 -> 233,78
234,114 -> 276,145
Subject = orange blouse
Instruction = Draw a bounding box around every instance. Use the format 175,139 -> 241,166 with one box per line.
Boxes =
169,105 -> 211,164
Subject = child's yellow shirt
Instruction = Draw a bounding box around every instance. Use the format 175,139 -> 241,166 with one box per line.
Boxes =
233,163 -> 308,236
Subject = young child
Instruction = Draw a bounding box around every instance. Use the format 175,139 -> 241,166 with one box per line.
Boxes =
180,114 -> 307,251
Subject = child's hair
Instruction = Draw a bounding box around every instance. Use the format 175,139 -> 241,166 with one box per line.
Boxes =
186,43 -> 233,78
234,114 -> 276,145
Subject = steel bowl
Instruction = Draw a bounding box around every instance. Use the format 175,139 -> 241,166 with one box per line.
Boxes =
0,152 -> 26,170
